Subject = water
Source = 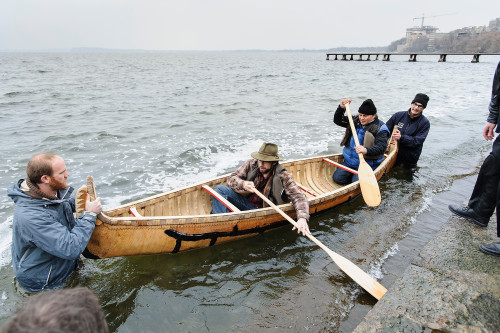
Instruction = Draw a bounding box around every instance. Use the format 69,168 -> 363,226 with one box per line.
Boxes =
1,52 -> 499,332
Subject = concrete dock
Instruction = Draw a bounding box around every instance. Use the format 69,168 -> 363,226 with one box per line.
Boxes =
354,207 -> 500,331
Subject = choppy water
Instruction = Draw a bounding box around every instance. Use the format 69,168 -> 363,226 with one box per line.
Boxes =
1,52 -> 499,332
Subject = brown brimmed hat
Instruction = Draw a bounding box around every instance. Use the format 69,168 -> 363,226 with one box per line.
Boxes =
251,142 -> 283,161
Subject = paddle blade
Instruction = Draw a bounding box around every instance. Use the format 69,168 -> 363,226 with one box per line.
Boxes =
327,248 -> 387,300
357,159 -> 381,207
255,189 -> 388,300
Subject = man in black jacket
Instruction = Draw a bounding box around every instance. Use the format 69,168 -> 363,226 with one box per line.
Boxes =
449,61 -> 500,256
386,93 -> 430,167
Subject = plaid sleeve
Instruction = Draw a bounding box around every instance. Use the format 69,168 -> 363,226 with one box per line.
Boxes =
226,159 -> 254,190
280,171 -> 310,221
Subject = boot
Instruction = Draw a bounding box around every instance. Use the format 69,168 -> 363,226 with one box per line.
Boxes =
448,205 -> 489,227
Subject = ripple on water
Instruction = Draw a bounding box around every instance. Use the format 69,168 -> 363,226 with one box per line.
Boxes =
1,52 -> 499,331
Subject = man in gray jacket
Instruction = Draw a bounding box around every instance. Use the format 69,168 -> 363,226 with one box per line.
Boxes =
7,153 -> 102,293
449,61 -> 500,256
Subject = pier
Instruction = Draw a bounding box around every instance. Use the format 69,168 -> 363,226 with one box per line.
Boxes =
326,52 -> 500,63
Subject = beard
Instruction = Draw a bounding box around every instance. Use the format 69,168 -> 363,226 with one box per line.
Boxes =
259,166 -> 271,174
49,177 -> 68,192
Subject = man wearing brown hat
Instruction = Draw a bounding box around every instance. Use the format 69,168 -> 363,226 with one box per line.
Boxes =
332,98 -> 390,185
212,142 -> 310,236
386,93 -> 431,167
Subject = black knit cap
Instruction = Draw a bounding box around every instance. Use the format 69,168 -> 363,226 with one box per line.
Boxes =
412,93 -> 429,108
358,99 -> 377,115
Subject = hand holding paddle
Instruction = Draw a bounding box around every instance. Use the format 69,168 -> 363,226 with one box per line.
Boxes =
391,125 -> 401,141
243,180 -> 309,235
344,102 -> 381,207
253,189 -> 387,300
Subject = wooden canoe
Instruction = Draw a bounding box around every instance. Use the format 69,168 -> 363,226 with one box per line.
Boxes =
76,140 -> 398,259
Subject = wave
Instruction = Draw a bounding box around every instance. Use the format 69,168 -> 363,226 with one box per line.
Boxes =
0,217 -> 13,268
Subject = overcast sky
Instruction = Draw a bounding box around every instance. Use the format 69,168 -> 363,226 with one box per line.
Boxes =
1,0 -> 498,51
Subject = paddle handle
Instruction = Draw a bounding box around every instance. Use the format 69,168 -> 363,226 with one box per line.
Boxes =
254,191 -> 326,250
344,103 -> 362,148
345,102 -> 369,164
255,191 -> 299,228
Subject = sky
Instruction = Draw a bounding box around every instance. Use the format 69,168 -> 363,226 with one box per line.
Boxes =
1,0 -> 498,51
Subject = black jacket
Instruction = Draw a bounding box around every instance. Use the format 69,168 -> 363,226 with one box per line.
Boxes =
487,61 -> 500,133
386,110 -> 430,166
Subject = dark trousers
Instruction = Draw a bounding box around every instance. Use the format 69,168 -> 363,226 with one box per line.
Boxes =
468,134 -> 500,237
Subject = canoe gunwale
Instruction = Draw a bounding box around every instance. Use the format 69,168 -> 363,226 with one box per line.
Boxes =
82,143 -> 397,258
93,146 -> 397,227
96,182 -> 360,226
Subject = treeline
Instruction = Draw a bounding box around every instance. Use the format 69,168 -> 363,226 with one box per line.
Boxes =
386,30 -> 500,53
436,30 -> 500,52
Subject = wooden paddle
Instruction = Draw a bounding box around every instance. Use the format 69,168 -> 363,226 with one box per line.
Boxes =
253,190 -> 387,300
344,102 -> 381,207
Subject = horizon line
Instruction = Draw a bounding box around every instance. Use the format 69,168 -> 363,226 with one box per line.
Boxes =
0,46 -> 388,53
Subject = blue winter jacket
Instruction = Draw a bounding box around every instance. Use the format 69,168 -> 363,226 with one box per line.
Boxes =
386,110 -> 430,166
334,106 -> 390,169
7,179 -> 97,293
342,123 -> 390,169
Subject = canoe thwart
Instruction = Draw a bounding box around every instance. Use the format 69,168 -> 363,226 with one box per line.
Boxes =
323,158 -> 358,175
201,185 -> 240,212
129,206 -> 143,217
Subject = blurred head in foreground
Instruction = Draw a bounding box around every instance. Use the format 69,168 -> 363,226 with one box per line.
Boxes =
1,287 -> 108,333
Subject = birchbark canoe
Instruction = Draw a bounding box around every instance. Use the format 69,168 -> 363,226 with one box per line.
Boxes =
76,141 -> 397,258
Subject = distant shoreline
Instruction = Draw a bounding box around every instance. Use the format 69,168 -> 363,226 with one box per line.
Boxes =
0,47 -> 386,53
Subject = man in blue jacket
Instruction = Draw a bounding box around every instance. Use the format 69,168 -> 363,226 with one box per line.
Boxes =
333,98 -> 390,184
449,61 -> 500,256
7,153 -> 102,293
386,93 -> 430,168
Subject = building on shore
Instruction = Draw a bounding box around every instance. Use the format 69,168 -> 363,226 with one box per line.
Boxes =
487,17 -> 500,31
397,17 -> 500,52
397,25 -> 439,52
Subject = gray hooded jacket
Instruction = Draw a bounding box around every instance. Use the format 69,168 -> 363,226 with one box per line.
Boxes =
7,179 -> 96,293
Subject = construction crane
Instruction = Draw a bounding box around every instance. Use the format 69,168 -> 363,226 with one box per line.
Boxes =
413,13 -> 456,28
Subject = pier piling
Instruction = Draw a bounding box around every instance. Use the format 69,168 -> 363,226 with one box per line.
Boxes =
325,52 -> 498,63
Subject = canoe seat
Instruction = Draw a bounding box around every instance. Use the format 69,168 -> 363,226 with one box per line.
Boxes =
129,206 -> 142,217
201,185 -> 240,212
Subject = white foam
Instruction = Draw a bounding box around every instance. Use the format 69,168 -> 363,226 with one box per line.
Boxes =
368,242 -> 399,280
367,188 -> 434,281
0,216 -> 13,268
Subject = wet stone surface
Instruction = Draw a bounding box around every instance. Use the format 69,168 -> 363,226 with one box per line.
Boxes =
354,215 -> 500,332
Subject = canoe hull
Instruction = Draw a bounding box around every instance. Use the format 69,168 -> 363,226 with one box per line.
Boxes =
78,142 -> 397,258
